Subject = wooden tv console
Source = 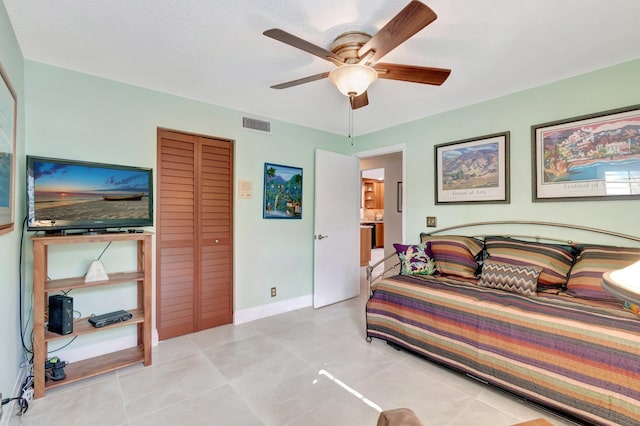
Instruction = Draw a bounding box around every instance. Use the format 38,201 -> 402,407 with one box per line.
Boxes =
31,232 -> 152,398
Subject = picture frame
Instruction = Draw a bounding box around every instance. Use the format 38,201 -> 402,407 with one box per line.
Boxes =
435,132 -> 510,204
263,163 -> 303,219
532,105 -> 640,202
0,61 -> 17,235
397,182 -> 403,212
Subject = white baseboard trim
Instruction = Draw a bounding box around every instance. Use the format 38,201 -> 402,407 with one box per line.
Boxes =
234,295 -> 312,325
1,366 -> 27,426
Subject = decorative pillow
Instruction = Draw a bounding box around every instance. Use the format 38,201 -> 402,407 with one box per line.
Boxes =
393,243 -> 437,276
624,301 -> 640,316
478,260 -> 542,297
484,237 -> 577,287
419,235 -> 483,278
566,245 -> 640,301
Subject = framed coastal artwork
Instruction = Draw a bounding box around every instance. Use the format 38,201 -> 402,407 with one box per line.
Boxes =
435,132 -> 510,204
532,105 -> 640,201
263,163 -> 303,219
0,62 -> 17,235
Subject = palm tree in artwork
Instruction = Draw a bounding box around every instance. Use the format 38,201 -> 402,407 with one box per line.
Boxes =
265,166 -> 278,214
291,173 -> 302,186
266,167 -> 276,179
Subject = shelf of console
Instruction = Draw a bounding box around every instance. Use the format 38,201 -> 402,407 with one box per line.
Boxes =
32,231 -> 153,245
44,271 -> 145,292
44,346 -> 148,392
44,308 -> 145,342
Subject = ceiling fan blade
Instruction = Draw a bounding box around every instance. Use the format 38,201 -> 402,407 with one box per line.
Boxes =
270,72 -> 330,89
375,63 -> 451,85
264,29 -> 345,66
350,92 -> 369,109
358,1 -> 437,65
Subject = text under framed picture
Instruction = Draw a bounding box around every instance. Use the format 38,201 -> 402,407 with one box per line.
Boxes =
532,104 -> 640,202
435,131 -> 510,204
263,163 -> 303,219
0,61 -> 17,235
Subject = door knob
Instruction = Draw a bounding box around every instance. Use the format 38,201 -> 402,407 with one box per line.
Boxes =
316,235 -> 328,240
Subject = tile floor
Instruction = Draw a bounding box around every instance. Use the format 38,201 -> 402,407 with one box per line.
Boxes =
11,249 -> 578,426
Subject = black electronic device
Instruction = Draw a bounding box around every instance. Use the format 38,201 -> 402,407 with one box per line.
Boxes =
45,356 -> 67,381
48,295 -> 74,335
26,155 -> 154,233
88,310 -> 133,328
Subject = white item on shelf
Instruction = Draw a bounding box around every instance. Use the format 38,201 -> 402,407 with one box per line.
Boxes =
85,260 -> 109,283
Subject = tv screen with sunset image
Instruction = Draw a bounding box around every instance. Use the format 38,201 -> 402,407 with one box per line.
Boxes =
27,156 -> 153,232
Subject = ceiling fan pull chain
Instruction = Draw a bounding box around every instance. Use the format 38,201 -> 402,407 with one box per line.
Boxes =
348,100 -> 354,146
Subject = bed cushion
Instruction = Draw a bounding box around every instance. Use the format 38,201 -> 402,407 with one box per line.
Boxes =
393,243 -> 437,276
478,259 -> 542,296
419,235 -> 483,278
366,273 -> 640,425
484,237 -> 577,287
566,244 -> 640,301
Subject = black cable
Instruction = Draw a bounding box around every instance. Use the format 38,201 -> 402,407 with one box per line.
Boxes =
1,396 -> 29,414
47,336 -> 78,354
19,216 -> 33,356
97,241 -> 112,261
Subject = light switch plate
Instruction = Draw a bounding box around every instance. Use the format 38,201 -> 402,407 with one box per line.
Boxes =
426,216 -> 437,227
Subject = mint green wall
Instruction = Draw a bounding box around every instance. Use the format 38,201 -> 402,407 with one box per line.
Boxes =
0,2 -> 25,401
23,61 -> 350,329
4,1 -> 639,396
356,59 -> 640,244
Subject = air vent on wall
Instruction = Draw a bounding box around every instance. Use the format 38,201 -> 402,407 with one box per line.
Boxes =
242,116 -> 271,134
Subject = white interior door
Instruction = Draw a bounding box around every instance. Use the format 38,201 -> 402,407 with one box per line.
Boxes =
314,149 -> 360,308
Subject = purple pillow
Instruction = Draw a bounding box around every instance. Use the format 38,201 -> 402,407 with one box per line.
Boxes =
393,242 -> 437,276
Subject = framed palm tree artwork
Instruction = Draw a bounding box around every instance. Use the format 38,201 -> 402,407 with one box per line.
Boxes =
263,163 -> 303,219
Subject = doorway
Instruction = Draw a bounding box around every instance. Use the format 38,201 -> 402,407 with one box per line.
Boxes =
360,167 -> 385,268
357,146 -> 405,277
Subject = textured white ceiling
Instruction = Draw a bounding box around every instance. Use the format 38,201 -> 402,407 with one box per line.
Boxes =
5,0 -> 640,136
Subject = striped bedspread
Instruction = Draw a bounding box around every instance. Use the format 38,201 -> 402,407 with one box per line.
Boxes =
366,274 -> 640,425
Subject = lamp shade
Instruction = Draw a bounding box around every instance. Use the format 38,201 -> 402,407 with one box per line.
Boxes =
601,260 -> 640,305
328,64 -> 378,97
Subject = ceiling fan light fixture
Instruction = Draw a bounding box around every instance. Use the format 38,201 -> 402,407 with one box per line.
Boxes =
329,64 -> 378,97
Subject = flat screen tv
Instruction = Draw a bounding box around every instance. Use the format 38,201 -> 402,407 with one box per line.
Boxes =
26,156 -> 153,233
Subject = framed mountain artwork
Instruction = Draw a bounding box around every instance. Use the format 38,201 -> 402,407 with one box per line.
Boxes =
435,132 -> 510,204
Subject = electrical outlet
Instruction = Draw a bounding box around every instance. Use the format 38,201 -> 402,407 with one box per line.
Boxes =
270,287 -> 276,297
426,216 -> 437,227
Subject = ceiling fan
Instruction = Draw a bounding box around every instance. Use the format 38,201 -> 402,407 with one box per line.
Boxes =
263,1 -> 451,110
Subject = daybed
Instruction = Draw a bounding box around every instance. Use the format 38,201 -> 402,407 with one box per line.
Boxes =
365,221 -> 640,426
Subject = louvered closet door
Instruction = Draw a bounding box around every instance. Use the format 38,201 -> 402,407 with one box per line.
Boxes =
157,130 -> 233,340
198,137 -> 233,329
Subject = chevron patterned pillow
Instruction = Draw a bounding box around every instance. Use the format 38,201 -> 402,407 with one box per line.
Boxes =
478,260 -> 543,297
484,237 -> 577,287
